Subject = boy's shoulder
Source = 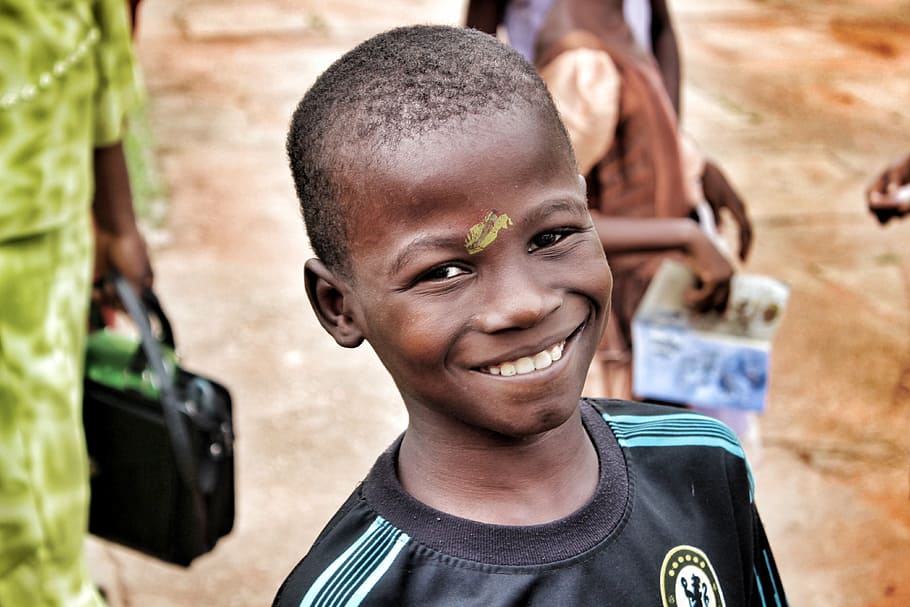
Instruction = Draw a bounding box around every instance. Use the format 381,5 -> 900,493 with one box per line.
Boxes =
584,398 -> 749,461
585,396 -> 737,424
271,486 -> 380,607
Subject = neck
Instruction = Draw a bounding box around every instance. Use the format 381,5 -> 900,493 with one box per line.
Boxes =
397,408 -> 599,525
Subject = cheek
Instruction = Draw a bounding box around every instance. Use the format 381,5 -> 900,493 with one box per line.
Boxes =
366,304 -> 456,366
574,242 -> 613,302
400,324 -> 450,363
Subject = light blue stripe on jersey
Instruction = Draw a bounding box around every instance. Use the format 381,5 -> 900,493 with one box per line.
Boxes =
754,565 -> 768,607
602,411 -> 754,500
602,412 -> 743,457
762,549 -> 784,607
753,550 -> 786,606
301,516 -> 410,607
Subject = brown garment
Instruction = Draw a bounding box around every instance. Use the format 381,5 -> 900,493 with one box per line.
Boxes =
537,26 -> 691,397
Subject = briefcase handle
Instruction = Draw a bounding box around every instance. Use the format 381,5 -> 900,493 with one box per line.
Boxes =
126,288 -> 175,376
109,273 -> 200,492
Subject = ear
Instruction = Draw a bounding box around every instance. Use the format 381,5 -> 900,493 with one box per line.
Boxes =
304,258 -> 364,348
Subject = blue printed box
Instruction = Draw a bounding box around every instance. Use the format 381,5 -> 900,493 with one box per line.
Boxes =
632,261 -> 789,412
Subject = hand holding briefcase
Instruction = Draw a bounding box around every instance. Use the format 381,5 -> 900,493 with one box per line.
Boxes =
83,273 -> 235,566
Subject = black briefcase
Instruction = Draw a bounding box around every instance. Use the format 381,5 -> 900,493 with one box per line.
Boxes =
83,274 -> 235,566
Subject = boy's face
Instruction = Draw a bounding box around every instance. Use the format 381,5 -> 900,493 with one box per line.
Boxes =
326,108 -> 612,440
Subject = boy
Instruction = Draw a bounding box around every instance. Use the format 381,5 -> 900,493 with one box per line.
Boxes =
274,25 -> 787,606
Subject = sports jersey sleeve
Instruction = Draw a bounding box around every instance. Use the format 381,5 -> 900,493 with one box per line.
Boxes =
720,425 -> 789,607
749,507 -> 789,606
272,491 -> 414,607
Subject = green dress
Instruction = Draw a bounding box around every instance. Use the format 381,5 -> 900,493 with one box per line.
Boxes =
0,1 -> 140,605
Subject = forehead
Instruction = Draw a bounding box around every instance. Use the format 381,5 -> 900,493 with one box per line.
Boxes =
340,107 -> 575,232
335,107 -> 580,277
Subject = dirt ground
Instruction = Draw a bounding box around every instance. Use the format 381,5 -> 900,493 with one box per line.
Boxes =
87,0 -> 910,605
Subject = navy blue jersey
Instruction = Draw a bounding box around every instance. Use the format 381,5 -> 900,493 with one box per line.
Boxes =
274,399 -> 787,606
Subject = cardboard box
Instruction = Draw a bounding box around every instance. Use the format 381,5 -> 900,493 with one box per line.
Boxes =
632,260 -> 789,411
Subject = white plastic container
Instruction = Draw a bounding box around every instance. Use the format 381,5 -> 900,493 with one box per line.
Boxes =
632,260 -> 789,412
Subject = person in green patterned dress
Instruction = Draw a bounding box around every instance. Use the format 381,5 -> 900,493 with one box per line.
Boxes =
0,1 -> 154,605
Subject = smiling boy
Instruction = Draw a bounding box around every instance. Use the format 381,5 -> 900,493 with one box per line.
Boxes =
273,25 -> 787,607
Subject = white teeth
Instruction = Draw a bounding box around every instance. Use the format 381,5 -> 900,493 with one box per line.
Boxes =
484,340 -> 566,376
550,343 -> 563,361
533,350 -> 553,369
515,357 -> 535,374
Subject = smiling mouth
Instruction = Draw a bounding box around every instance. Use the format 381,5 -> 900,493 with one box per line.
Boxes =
482,340 -> 566,377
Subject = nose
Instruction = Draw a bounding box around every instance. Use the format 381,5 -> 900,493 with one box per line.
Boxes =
473,268 -> 562,333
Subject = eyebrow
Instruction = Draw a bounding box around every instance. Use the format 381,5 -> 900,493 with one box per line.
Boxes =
521,198 -> 589,226
390,234 -> 467,276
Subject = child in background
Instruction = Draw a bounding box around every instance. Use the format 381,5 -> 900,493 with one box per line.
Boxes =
466,0 -> 681,112
273,25 -> 786,606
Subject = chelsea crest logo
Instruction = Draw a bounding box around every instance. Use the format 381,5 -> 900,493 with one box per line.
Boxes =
660,545 -> 726,607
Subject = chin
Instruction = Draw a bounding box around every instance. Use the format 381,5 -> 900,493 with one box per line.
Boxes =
493,395 -> 583,440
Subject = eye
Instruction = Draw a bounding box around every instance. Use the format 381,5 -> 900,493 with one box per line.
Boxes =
528,229 -> 573,252
418,264 -> 470,282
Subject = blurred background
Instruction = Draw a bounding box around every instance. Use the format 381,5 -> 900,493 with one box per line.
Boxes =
89,0 -> 910,605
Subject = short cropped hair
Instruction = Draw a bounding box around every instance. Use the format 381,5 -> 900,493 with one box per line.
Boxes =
287,24 -> 573,275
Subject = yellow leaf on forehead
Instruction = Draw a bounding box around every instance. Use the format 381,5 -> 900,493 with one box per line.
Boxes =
464,211 -> 513,255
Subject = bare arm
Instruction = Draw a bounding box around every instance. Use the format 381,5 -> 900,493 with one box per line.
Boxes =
465,0 -> 508,33
649,0 -> 681,115
701,160 -> 753,261
92,141 -> 154,293
588,209 -> 733,312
